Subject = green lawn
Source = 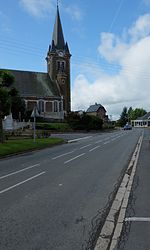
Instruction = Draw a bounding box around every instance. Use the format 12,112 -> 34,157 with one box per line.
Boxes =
0,138 -> 64,157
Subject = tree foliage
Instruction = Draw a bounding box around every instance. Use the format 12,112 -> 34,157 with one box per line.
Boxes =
118,106 -> 147,127
0,70 -> 14,87
66,112 -> 103,131
118,106 -> 128,127
0,71 -> 15,142
9,87 -> 25,120
128,107 -> 147,120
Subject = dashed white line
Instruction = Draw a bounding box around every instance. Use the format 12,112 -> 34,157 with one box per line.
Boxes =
64,153 -> 85,164
125,217 -> 150,222
80,144 -> 92,149
103,141 -> 110,145
0,171 -> 45,194
52,150 -> 75,160
95,140 -> 102,144
89,145 -> 101,152
0,164 -> 40,180
68,136 -> 92,143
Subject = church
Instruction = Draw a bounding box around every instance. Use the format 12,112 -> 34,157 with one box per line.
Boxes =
2,5 -> 71,121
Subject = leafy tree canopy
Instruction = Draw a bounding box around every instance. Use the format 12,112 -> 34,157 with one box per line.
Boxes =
118,106 -> 147,127
0,70 -> 14,87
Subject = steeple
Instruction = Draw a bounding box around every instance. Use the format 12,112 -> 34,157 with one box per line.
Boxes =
46,4 -> 71,113
51,5 -> 65,50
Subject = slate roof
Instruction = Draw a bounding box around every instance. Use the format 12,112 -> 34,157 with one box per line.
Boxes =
2,69 -> 60,98
52,6 -> 65,50
49,6 -> 70,54
136,112 -> 150,120
86,103 -> 106,113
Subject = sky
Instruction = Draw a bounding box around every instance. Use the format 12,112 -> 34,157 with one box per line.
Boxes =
1,0 -> 150,120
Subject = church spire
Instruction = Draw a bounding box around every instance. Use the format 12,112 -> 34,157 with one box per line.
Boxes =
51,5 -> 65,50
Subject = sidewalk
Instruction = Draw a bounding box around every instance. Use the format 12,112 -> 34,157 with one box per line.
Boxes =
118,128 -> 150,250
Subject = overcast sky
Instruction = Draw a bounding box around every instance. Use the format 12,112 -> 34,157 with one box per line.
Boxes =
0,0 -> 150,120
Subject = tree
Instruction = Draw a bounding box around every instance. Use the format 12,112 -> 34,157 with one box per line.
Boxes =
0,70 -> 14,142
118,106 -> 147,127
131,108 -> 147,120
9,87 -> 25,120
0,71 -> 14,87
127,107 -> 133,122
118,107 -> 128,127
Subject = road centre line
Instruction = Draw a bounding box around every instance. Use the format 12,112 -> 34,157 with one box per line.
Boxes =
80,144 -> 92,149
125,217 -> 150,222
68,136 -> 92,143
103,141 -> 110,145
0,164 -> 40,180
52,150 -> 75,160
95,140 -> 102,144
64,153 -> 85,164
89,145 -> 101,152
111,138 -> 116,141
0,171 -> 45,194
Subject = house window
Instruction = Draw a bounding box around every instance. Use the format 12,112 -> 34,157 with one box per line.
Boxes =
38,100 -> 44,113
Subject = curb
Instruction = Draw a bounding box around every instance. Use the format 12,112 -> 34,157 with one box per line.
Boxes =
94,133 -> 143,250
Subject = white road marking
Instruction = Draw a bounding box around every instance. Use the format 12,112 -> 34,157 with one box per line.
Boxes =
103,141 -> 110,145
0,164 -> 40,180
95,140 -> 102,144
80,144 -> 92,149
89,145 -> 101,152
64,153 -> 85,164
0,171 -> 45,194
59,183 -> 63,186
111,138 -> 116,141
68,136 -> 92,143
52,150 -> 75,160
125,217 -> 150,222
103,137 -> 110,141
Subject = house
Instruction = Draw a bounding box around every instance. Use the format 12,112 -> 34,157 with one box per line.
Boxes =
131,112 -> 150,127
1,5 -> 71,121
86,103 -> 108,121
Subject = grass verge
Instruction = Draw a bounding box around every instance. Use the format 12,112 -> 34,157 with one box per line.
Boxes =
0,138 -> 64,157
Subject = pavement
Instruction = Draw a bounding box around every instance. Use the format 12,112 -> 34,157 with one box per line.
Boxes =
117,128 -> 150,250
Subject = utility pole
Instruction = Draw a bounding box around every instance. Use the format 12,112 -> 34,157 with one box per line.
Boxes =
33,106 -> 36,143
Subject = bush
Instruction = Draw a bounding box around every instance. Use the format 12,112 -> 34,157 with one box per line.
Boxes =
35,122 -> 71,132
66,112 -> 103,131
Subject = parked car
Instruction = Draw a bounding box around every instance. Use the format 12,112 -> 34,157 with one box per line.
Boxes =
123,124 -> 132,130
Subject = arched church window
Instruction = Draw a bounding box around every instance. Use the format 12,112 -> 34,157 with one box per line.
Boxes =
59,101 -> 63,111
54,101 -> 58,112
38,100 -> 44,113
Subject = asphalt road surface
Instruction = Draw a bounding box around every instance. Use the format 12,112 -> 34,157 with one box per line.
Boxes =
0,129 -> 142,250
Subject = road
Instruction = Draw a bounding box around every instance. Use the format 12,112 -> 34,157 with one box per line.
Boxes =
0,129 -> 141,250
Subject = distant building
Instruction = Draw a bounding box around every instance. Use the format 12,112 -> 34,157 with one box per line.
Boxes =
132,112 -> 150,127
1,5 -> 71,121
86,103 -> 108,121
